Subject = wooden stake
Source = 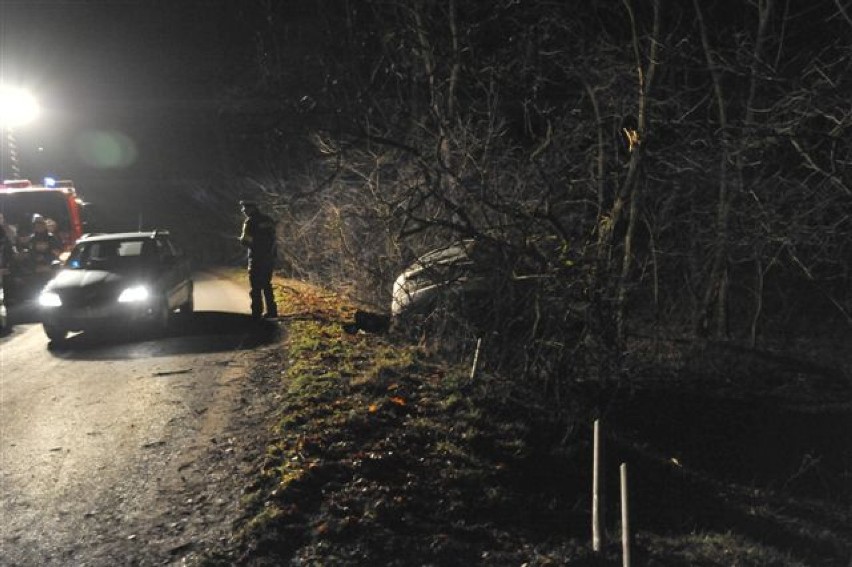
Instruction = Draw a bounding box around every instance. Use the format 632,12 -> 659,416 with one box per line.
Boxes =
469,337 -> 482,381
621,463 -> 631,567
592,419 -> 605,552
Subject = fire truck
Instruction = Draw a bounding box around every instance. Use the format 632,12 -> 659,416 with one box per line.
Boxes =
0,178 -> 87,251
0,178 -> 90,307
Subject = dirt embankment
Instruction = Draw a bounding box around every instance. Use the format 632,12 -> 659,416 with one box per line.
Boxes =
195,277 -> 852,566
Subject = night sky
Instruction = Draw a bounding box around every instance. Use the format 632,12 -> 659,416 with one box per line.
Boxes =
1,0 -> 249,230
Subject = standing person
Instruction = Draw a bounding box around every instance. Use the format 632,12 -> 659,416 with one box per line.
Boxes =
0,214 -> 16,265
0,213 -> 15,245
0,213 -> 16,282
26,214 -> 63,270
239,200 -> 279,319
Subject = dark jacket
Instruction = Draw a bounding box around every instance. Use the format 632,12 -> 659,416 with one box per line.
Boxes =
29,231 -> 63,265
240,211 -> 277,268
0,229 -> 14,271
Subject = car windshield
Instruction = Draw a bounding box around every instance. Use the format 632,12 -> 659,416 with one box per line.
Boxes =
66,239 -> 157,271
0,190 -> 72,233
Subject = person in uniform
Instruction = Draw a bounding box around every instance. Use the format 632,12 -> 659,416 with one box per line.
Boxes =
23,214 -> 63,272
239,200 -> 278,319
0,214 -> 16,293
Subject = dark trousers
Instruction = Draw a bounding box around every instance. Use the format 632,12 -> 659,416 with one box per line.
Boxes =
248,264 -> 277,317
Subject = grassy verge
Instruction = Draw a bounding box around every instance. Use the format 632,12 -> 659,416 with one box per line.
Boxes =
203,274 -> 852,566
199,276 -> 592,565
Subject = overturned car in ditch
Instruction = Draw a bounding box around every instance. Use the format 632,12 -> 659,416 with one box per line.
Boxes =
390,238 -> 589,330
390,239 -> 550,321
391,240 -> 490,318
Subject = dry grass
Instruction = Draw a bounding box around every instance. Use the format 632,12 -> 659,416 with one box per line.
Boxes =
202,275 -> 852,566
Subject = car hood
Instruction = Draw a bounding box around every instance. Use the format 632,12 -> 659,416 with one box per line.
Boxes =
45,269 -> 144,291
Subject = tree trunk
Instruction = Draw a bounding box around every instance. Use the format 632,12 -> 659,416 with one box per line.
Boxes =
615,0 -> 660,342
693,0 -> 731,338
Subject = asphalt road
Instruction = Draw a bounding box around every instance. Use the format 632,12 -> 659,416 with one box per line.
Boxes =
0,271 -> 279,565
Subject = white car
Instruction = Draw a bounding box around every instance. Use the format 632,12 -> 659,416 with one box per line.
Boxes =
39,230 -> 193,343
0,283 -> 7,331
391,239 -> 587,326
391,240 -> 494,318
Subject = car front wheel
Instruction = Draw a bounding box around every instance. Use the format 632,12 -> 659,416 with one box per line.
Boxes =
149,298 -> 170,334
43,324 -> 67,343
179,290 -> 194,315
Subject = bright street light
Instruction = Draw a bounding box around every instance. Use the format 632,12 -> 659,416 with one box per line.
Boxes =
0,86 -> 40,128
0,86 -> 40,178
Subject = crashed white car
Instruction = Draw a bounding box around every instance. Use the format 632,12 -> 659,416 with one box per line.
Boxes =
0,284 -> 7,332
391,240 -> 495,318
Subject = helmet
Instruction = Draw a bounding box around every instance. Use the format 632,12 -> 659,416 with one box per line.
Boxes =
239,200 -> 258,210
32,213 -> 46,224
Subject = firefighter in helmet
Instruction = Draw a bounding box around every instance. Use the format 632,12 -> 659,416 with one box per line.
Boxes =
24,214 -> 63,273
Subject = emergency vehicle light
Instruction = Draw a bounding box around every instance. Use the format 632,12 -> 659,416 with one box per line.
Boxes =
44,176 -> 57,187
1,179 -> 32,188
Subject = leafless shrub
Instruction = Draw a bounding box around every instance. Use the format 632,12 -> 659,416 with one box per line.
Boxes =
232,0 -> 851,403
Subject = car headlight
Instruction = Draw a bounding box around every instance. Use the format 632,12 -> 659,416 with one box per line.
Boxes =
39,291 -> 62,307
118,285 -> 150,303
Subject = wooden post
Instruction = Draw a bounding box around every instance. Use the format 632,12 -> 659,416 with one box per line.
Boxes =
469,337 -> 482,381
621,463 -> 631,567
592,419 -> 605,552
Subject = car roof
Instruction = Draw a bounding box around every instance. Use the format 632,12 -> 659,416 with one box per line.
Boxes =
76,230 -> 170,243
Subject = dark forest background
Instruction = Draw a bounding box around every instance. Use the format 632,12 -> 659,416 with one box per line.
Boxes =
191,0 -> 849,386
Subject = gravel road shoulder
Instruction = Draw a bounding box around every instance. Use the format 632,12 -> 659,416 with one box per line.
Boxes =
0,330 -> 286,567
